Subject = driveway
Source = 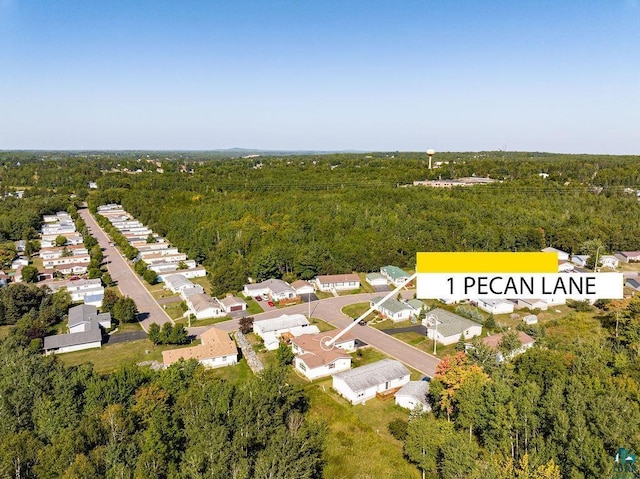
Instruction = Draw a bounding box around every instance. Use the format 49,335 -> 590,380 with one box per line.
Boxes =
79,208 -> 174,332
380,325 -> 427,335
202,291 -> 440,377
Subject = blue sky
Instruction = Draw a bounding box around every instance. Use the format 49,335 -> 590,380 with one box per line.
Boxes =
1,0 -> 638,153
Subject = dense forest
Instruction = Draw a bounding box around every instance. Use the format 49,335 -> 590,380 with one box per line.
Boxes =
70,152 -> 640,296
403,297 -> 640,479
0,337 -> 324,478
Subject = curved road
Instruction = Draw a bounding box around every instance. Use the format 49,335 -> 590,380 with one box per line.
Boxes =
195,290 -> 441,377
79,208 -> 174,331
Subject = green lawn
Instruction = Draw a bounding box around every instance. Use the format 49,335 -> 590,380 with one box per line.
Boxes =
175,315 -> 233,327
309,318 -> 336,332
315,291 -> 333,300
243,296 -> 264,315
57,338 -> 168,373
357,273 -> 376,293
303,377 -> 421,479
337,287 -> 365,296
341,302 -> 377,322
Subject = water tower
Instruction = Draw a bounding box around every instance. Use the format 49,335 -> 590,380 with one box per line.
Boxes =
427,149 -> 435,170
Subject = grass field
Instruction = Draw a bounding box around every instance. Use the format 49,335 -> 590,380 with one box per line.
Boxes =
342,302 -> 377,322
303,376 -> 421,479
57,338 -> 168,373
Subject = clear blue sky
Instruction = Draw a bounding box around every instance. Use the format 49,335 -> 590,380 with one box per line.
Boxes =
1,0 -> 638,153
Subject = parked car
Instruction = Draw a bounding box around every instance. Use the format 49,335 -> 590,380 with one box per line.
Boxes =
262,294 -> 269,300
254,296 -> 262,301
267,301 -> 275,307
358,320 -> 367,326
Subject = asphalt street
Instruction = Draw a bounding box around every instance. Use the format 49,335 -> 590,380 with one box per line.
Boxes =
193,291 -> 441,377
79,208 -> 174,332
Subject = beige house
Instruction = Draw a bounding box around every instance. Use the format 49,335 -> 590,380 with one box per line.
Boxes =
162,327 -> 238,368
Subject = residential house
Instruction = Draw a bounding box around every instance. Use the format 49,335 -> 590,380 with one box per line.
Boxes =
162,327 -> 238,368
423,308 -> 482,345
54,263 -> 88,276
601,255 -> 620,269
142,252 -> 188,265
43,255 -> 91,269
571,255 -> 590,268
138,247 -> 180,259
65,278 -> 105,306
163,274 -> 195,294
395,381 -> 431,412
43,304 -> 110,355
291,330 -> 355,380
180,285 -> 205,300
626,278 -> 640,292
43,328 -> 103,354
380,265 -> 412,287
253,314 -> 311,350
11,258 -> 29,269
291,280 -> 315,297
332,359 -> 411,405
558,260 -> 575,272
370,296 -> 416,322
476,299 -> 515,315
243,279 -> 297,301
68,304 -> 112,333
315,274 -> 360,292
617,251 -> 640,263
186,294 -> 226,320
365,272 -> 388,287
220,295 -> 247,313
541,247 -> 570,261
516,299 -> 548,311
481,330 -> 536,362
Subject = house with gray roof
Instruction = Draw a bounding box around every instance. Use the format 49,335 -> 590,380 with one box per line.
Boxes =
370,296 -> 416,322
253,314 -> 311,350
365,272 -> 387,287
380,266 -> 412,287
332,359 -> 410,405
395,381 -> 431,412
422,308 -> 482,345
243,279 -> 297,301
68,304 -> 111,334
44,327 -> 103,355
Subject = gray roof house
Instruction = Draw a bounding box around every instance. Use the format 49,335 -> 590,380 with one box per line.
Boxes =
68,304 -> 111,334
370,296 -> 416,322
395,381 -> 431,412
44,322 -> 103,355
423,308 -> 482,345
332,359 -> 410,405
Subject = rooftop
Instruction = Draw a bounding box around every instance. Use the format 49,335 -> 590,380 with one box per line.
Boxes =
425,308 -> 479,338
44,329 -> 102,350
481,330 -> 535,350
381,265 -> 410,281
254,314 -> 309,333
162,327 -> 237,365
332,359 -> 409,392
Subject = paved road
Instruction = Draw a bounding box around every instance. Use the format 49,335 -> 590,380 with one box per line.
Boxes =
193,290 -> 441,377
79,208 -> 174,332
